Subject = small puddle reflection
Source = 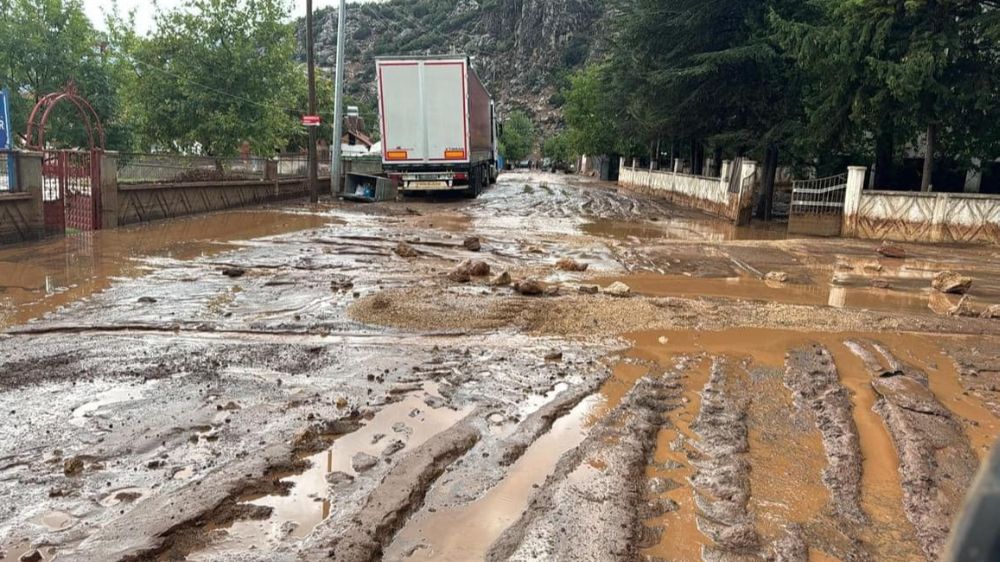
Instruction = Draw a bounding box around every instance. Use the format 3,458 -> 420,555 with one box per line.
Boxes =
582,218 -> 787,242
384,394 -> 601,561
191,383 -> 469,559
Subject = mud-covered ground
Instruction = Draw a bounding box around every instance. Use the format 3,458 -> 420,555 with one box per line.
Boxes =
2,171 -> 1000,562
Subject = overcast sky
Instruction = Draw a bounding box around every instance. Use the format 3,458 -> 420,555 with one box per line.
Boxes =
84,0 -> 378,35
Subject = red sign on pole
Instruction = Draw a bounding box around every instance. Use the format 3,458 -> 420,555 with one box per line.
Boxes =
302,115 -> 321,127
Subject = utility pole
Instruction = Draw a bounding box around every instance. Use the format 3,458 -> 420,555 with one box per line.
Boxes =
306,0 -> 319,203
330,0 -> 347,196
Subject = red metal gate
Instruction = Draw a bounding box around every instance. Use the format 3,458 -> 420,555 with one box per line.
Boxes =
42,150 -> 102,233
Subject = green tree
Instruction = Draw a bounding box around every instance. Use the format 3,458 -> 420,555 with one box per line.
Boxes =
0,0 -> 122,149
110,0 -> 302,156
562,65 -> 620,157
500,110 -> 535,162
543,132 -> 573,166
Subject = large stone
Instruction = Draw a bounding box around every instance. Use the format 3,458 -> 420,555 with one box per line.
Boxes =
555,258 -> 589,272
514,279 -> 545,296
489,271 -> 512,286
448,260 -> 490,283
877,243 -> 907,259
394,242 -> 419,258
600,282 -> 632,297
351,452 -> 379,472
463,236 -> 482,252
932,271 -> 973,295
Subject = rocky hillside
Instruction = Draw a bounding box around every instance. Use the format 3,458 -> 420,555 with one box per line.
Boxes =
297,0 -> 608,130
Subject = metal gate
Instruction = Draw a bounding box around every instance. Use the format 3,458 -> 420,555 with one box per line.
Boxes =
42,150 -> 102,233
788,173 -> 847,236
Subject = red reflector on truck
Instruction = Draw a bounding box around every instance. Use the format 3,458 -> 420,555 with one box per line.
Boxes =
444,150 -> 466,159
454,173 -> 467,180
386,150 -> 409,160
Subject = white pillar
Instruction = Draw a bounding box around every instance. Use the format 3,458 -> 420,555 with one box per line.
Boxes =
965,158 -> 983,193
842,166 -> 867,237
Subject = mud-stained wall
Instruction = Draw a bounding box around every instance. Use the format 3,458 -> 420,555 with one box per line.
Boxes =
618,165 -> 752,222
0,153 -> 44,244
116,179 -> 317,227
843,171 -> 1000,245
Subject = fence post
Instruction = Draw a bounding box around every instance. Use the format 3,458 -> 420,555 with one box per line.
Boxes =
930,193 -> 950,242
100,152 -> 119,230
14,151 -> 44,239
842,166 -> 867,237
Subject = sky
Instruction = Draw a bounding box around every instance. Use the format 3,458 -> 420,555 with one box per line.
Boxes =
83,0 -> 379,35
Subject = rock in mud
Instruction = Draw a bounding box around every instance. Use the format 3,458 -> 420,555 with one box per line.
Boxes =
785,346 -> 865,525
352,452 -> 379,473
137,296 -> 157,304
870,279 -> 892,289
489,271 -> 512,286
19,551 -> 43,562
446,268 -> 471,283
382,439 -> 406,458
544,351 -> 563,363
448,260 -> 490,283
932,271 -> 973,294
514,279 -> 545,296
877,243 -> 907,259
221,267 -> 246,278
982,304 -> 1000,319
949,296 -> 977,317
765,271 -> 790,283
601,282 -> 632,297
463,236 -> 482,252
394,242 -> 419,258
327,471 -> 355,487
555,258 -> 589,272
578,285 -> 599,295
63,457 -> 85,476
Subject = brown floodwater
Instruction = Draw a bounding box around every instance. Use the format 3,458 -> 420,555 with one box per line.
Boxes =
582,217 -> 788,242
0,208 -> 333,329
595,272 -> 953,316
618,328 -> 993,560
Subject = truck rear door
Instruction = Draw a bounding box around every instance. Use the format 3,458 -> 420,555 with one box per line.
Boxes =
378,59 -> 470,165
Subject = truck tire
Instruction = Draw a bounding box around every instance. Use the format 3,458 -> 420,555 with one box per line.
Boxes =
463,166 -> 481,199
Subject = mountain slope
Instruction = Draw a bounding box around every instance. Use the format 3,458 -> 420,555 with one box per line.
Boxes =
297,0 -> 607,130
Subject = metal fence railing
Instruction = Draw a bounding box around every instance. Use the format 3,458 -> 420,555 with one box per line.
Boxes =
117,153 -> 268,185
0,150 -> 15,192
791,173 -> 848,215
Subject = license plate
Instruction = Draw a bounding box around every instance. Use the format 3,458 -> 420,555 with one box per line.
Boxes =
410,181 -> 448,188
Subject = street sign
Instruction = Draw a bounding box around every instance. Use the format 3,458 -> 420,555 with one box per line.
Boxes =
302,115 -> 321,127
0,88 -> 11,149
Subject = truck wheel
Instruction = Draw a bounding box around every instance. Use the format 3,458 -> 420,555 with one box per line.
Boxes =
463,167 -> 481,199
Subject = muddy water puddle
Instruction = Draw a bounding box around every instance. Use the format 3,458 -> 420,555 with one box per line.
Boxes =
597,272 -> 942,315
190,383 -> 469,559
583,217 -> 787,242
384,394 -> 602,561
0,208 -> 332,329
620,328 -> 992,560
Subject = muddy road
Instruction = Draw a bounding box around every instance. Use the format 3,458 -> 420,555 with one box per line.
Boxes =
2,171 -> 1000,561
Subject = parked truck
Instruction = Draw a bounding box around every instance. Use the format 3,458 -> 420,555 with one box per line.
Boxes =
376,55 -> 499,197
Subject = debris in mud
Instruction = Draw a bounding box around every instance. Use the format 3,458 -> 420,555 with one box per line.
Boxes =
544,351 -> 563,363
331,278 -> 355,292
514,279 -> 545,296
489,271 -> 512,286
395,242 -> 419,258
877,243 -> 907,259
933,271 -> 973,294
578,285 -> 599,295
765,271 -> 789,283
382,439 -> 406,457
18,550 -> 43,562
601,281 -> 632,297
137,296 -> 157,304
352,452 -> 379,472
221,267 -> 246,278
871,279 -> 892,289
463,236 -> 482,252
555,258 -> 589,272
447,260 -> 491,283
63,457 -> 85,476
327,471 -> 354,486
949,296 -> 977,317
982,304 -> 1000,319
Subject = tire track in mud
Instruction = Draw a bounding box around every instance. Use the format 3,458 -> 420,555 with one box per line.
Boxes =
846,340 -> 979,560
483,372 -> 683,561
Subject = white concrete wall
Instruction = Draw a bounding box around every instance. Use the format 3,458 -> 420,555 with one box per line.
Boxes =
844,166 -> 1000,244
618,162 -> 758,221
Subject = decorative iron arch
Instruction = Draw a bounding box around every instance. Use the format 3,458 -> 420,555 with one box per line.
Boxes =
24,82 -> 106,150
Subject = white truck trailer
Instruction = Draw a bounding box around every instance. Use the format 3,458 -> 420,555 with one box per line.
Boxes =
376,55 -> 498,197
